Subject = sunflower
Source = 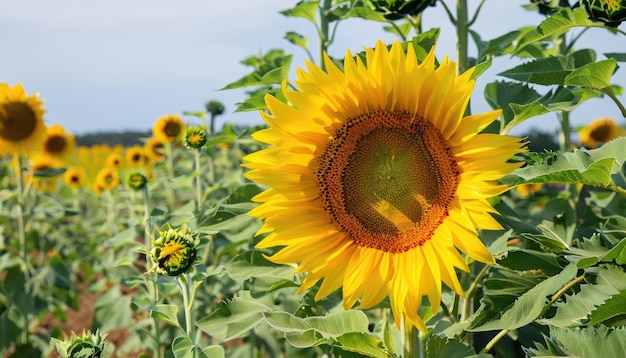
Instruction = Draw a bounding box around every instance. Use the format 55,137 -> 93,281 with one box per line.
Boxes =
26,154 -> 58,193
105,152 -> 123,169
63,166 -> 87,189
125,145 -> 147,168
0,83 -> 47,156
41,124 -> 76,166
95,167 -> 119,191
578,117 -> 622,148
243,41 -> 525,331
152,114 -> 185,143
144,137 -> 166,163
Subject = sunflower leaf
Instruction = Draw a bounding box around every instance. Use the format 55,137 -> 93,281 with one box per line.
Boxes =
469,264 -> 577,331
550,326 -> 626,357
196,297 -> 271,340
564,59 -> 617,90
284,31 -> 309,52
280,1 -> 318,23
515,7 -> 594,53
498,49 -> 595,85
303,310 -> 370,336
501,137 -> 626,190
336,332 -> 388,358
425,335 -> 475,358
588,289 -> 626,326
225,250 -> 294,280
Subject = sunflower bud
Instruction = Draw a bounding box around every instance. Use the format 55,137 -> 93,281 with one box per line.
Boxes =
183,126 -> 208,151
126,172 -> 148,191
371,0 -> 437,20
150,224 -> 199,276
581,0 -> 626,26
51,330 -> 110,358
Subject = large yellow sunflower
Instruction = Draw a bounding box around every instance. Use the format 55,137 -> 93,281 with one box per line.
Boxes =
0,83 -> 47,156
152,114 -> 185,143
243,41 -> 526,331
41,124 -> 76,166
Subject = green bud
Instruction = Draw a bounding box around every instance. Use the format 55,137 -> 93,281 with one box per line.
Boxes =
126,172 -> 148,191
51,330 -> 111,358
183,126 -> 208,151
371,0 -> 437,20
150,223 -> 199,276
581,0 -> 626,26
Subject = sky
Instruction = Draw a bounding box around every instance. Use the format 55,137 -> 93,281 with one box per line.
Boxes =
1,0 -> 625,138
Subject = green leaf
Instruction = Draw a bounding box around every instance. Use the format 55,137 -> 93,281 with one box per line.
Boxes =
605,52 -> 626,62
171,336 -> 193,358
336,332 -> 388,358
410,29 -> 440,62
280,1 -> 318,23
484,81 -> 541,127
499,49 -> 595,85
199,346 -> 225,358
33,167 -> 66,178
151,304 -> 181,329
498,248 -> 565,276
551,326 -> 626,358
284,31 -> 309,52
196,297 -> 270,340
470,264 -> 577,331
588,289 -> 626,325
426,335 -> 475,358
304,310 -> 370,336
225,250 -> 294,280
516,7 -> 594,52
543,264 -> 626,327
564,59 -> 617,90
263,311 -> 310,333
502,137 -> 626,190
522,234 -> 568,253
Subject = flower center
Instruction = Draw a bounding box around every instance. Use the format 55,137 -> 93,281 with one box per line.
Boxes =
0,102 -> 38,142
590,124 -> 614,142
159,242 -> 186,267
44,134 -> 68,155
316,110 -> 459,253
165,121 -> 181,137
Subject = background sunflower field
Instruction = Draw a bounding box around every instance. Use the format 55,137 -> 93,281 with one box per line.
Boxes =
2,1 -> 626,357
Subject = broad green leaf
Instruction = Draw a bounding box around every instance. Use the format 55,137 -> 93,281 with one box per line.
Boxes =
410,29 -> 440,62
285,329 -> 323,348
551,326 -> 626,358
601,237 -> 626,265
199,346 -> 224,358
522,234 -> 568,253
544,264 -> 626,327
347,6 -> 388,22
471,30 -> 520,61
280,1 -> 318,23
93,288 -> 132,332
498,49 -> 595,85
171,336 -> 193,358
336,332 -> 388,358
304,310 -> 370,336
498,248 -> 566,276
484,81 -> 541,126
426,335 -> 475,358
502,137 -> 626,190
33,167 -> 66,178
605,52 -> 626,62
564,235 -> 608,268
151,304 -> 182,329
564,59 -> 617,90
196,297 -> 270,340
588,289 -> 626,325
263,311 -> 310,333
470,264 -> 577,331
225,250 -> 293,280
516,7 -> 594,52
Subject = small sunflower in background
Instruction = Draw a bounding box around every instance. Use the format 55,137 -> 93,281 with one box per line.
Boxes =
144,137 -> 166,163
153,114 -> 185,143
26,154 -> 58,193
0,83 -> 47,157
63,166 -> 87,190
95,167 -> 119,191
126,172 -> 148,191
150,223 -> 199,276
578,117 -> 623,149
243,41 -> 526,331
515,183 -> 543,197
40,124 -> 76,166
125,145 -> 147,168
104,152 -> 124,169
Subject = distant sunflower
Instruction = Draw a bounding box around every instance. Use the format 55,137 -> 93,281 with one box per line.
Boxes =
153,114 -> 185,143
105,152 -> 123,169
0,83 -> 47,156
27,154 -> 57,193
579,117 -> 622,148
41,124 -> 76,166
125,146 -> 147,168
95,167 -> 119,191
144,137 -> 166,163
63,166 -> 87,189
243,41 -> 525,331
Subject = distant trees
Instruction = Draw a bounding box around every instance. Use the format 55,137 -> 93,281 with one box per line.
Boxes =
75,130 -> 150,147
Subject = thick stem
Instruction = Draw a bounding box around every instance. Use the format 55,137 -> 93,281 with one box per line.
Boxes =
559,111 -> 572,152
402,322 -> 424,358
318,0 -> 332,69
16,155 -> 27,260
456,0 -> 470,75
179,274 -> 195,341
194,151 -> 202,213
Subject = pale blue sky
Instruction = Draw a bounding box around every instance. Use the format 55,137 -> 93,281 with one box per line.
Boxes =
1,0 -> 624,137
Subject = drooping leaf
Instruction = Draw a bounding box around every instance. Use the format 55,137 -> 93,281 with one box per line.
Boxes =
225,250 -> 294,281
171,336 -> 193,358
588,289 -> 626,325
280,1 -> 318,23
284,31 -> 309,52
151,304 -> 182,330
196,297 -> 271,340
336,332 -> 388,358
425,335 -> 475,358
470,264 -> 577,331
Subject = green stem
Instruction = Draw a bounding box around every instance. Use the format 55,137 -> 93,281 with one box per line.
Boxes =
318,0 -> 332,69
16,155 -> 27,261
179,274 -> 195,341
599,87 -> 626,118
463,264 -> 490,321
166,142 -> 175,178
558,111 -> 572,152
194,151 -> 202,213
402,321 -> 424,358
456,0 -> 470,75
